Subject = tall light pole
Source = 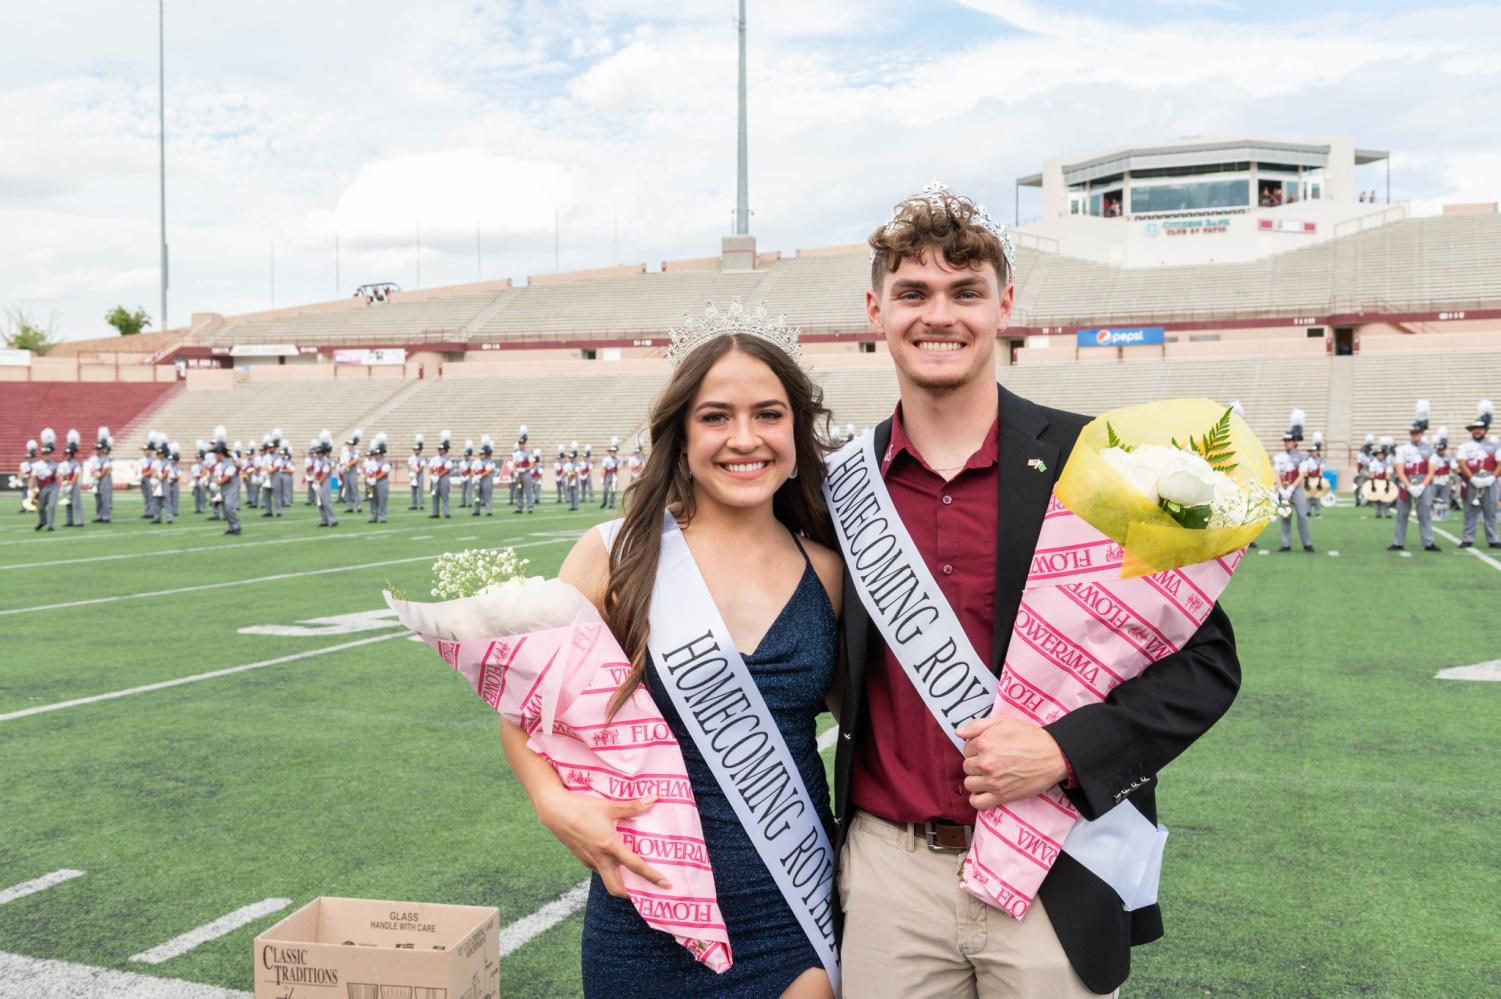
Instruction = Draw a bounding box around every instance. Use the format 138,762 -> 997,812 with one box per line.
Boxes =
734,0 -> 749,235
158,0 -> 168,330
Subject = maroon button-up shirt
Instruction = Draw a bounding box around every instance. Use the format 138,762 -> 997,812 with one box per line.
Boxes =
850,405 -> 999,825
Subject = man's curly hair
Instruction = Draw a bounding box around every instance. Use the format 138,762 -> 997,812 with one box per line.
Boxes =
868,190 -> 1012,292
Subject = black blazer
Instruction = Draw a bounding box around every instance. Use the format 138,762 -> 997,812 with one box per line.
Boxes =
834,384 -> 1241,995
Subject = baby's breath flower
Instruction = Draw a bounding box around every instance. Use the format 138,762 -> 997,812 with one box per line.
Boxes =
429,547 -> 531,599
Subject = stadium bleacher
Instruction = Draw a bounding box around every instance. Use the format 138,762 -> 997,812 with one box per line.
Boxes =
0,382 -> 179,469
187,212 -> 1501,346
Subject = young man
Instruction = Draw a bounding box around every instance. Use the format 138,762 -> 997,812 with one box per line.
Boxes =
832,184 -> 1241,997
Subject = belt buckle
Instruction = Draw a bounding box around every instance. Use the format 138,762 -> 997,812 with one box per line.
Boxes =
922,821 -> 972,853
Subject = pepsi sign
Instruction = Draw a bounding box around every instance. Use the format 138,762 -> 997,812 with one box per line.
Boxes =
1076,326 -> 1165,348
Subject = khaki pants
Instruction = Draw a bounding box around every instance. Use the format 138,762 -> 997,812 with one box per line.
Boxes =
839,811 -> 1114,999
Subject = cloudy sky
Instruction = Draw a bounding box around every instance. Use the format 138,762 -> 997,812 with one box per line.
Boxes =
3,0 -> 1498,341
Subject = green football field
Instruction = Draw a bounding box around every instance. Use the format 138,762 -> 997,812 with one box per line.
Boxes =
1,492 -> 1497,998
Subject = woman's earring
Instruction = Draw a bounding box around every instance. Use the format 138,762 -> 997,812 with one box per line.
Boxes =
788,465 -> 798,480
682,453 -> 692,481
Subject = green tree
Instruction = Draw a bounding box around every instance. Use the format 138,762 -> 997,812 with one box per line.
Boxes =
3,308 -> 60,355
104,305 -> 151,336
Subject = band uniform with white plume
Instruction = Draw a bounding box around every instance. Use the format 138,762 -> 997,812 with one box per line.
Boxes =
875,180 -> 1018,278
666,299 -> 802,368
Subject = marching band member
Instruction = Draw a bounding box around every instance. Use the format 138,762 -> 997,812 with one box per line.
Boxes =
235,441 -> 251,504
315,429 -> 339,527
458,439 -> 474,508
429,430 -> 453,518
140,433 -> 160,519
511,426 -> 532,514
472,436 -> 496,516
166,442 -> 183,523
193,442 -> 209,516
1430,428 -> 1453,521
1305,432 -> 1326,519
59,429 -> 85,528
599,437 -> 620,509
1352,433 -> 1375,507
1274,411 -> 1314,552
1457,400 -> 1499,548
580,444 -> 595,504
150,437 -> 173,525
408,434 -> 425,509
91,428 -> 114,523
1392,402 -> 1438,551
530,447 -> 543,508
19,438 -> 38,515
275,437 -> 291,516
245,436 -> 262,509
341,429 -> 363,514
33,428 -> 59,531
626,441 -> 644,489
269,429 -> 286,510
260,435 -> 279,518
564,446 -> 581,511
367,433 -> 392,523
554,445 -> 566,504
1367,441 -> 1395,519
305,439 -> 319,506
210,429 -> 241,535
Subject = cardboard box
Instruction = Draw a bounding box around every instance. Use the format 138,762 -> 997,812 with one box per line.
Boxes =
253,896 -> 499,999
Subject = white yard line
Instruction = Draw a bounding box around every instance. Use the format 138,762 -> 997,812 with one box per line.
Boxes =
817,724 -> 839,753
1433,527 -> 1501,571
1436,660 -> 1501,681
499,881 -> 592,958
0,951 -> 251,998
0,525 -> 444,571
0,524 -> 230,547
0,632 -> 411,723
0,536 -> 575,618
0,869 -> 85,906
0,506 -> 585,549
129,898 -> 292,965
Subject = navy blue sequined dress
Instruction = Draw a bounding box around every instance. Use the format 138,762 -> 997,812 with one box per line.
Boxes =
580,550 -> 836,998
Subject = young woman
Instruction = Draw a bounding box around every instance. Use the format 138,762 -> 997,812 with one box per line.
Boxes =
500,326 -> 843,999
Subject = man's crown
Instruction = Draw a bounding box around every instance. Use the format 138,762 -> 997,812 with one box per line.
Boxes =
878,181 -> 1017,276
666,299 -> 801,368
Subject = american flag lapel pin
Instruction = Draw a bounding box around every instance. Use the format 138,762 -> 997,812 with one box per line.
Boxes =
1027,458 -> 1047,473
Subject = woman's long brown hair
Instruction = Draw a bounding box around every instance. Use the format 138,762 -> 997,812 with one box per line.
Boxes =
603,334 -> 836,718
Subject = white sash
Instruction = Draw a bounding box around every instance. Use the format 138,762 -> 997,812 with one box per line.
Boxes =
824,433 -> 998,750
604,515 -> 840,990
825,432 -> 1165,912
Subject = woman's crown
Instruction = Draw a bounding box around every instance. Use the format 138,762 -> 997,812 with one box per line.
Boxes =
666,299 -> 801,368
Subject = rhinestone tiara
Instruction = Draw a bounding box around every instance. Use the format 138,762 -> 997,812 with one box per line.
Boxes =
666,299 -> 801,368
876,181 -> 1017,277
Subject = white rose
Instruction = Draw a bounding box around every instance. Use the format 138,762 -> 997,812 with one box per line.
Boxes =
1100,446 -> 1164,502
1157,466 -> 1218,507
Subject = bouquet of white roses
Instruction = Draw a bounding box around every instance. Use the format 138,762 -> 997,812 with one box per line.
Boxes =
1099,407 -> 1284,535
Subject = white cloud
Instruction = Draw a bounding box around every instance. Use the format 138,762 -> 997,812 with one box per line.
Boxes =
1,1 -> 1497,339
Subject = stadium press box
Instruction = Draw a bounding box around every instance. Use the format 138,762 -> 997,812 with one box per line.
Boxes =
253,896 -> 499,999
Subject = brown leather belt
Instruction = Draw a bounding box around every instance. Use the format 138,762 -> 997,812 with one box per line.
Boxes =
869,813 -> 974,853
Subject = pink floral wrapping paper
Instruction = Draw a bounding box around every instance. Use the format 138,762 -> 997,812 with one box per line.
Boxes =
959,492 -> 1244,917
396,599 -> 734,972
